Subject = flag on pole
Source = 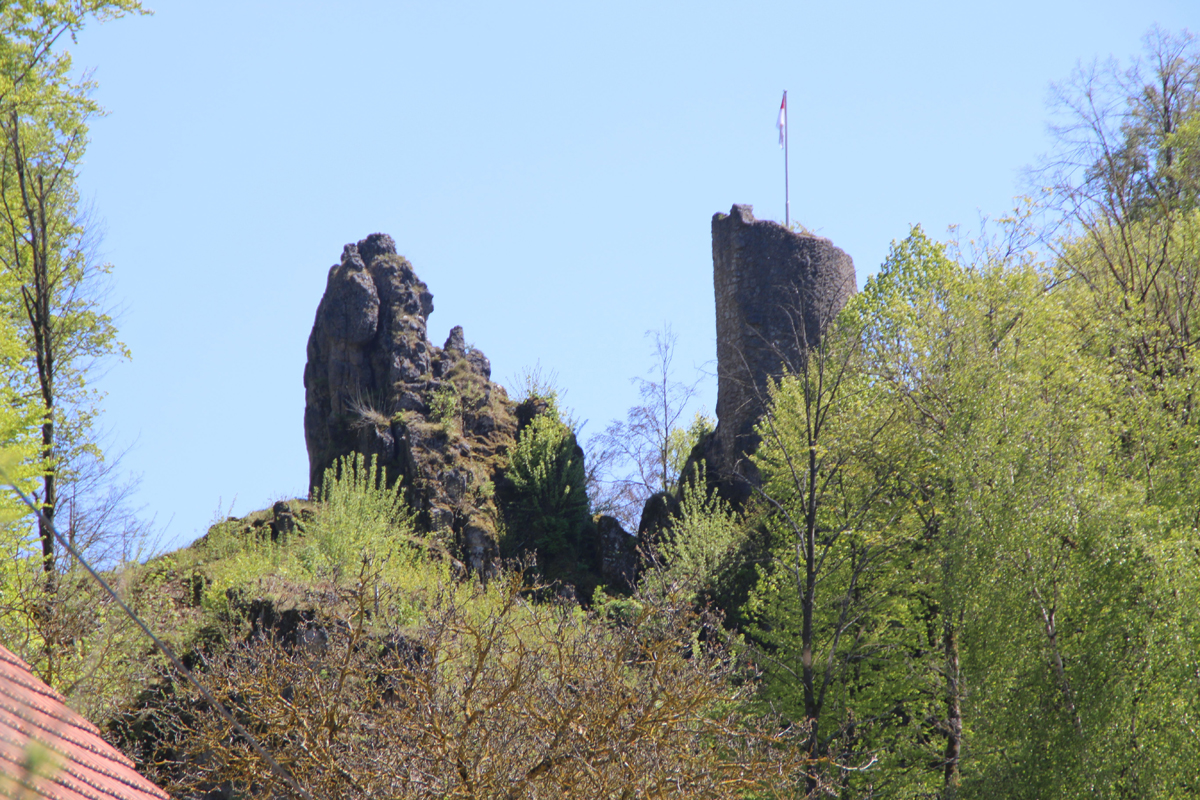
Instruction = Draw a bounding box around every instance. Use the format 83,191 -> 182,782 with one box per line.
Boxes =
779,90 -> 790,227
777,92 -> 787,148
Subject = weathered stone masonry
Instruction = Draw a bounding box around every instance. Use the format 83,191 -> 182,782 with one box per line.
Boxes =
705,204 -> 856,502
305,214 -> 854,582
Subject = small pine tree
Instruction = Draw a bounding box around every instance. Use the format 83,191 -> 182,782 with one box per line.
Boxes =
503,407 -> 589,557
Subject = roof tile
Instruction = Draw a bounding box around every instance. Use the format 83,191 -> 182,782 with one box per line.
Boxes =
0,645 -> 168,800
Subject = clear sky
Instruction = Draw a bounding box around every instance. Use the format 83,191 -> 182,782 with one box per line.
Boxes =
65,0 -> 1199,553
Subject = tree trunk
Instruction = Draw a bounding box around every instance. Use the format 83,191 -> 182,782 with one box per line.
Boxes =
39,414 -> 55,572
942,616 -> 962,798
8,111 -> 58,573
801,441 -> 819,795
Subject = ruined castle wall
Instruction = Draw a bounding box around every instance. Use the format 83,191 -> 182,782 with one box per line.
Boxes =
708,204 -> 856,498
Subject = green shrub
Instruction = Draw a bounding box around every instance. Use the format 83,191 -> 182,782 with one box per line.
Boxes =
191,455 -> 422,615
640,466 -> 744,605
429,386 -> 461,434
503,409 -> 590,557
305,453 -> 414,580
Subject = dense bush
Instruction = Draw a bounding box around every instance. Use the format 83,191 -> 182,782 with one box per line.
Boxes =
502,402 -> 591,558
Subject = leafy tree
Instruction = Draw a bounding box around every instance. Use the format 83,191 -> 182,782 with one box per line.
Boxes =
637,465 -> 743,606
1019,27 -> 1200,796
0,0 -> 144,573
737,237 -> 942,795
752,214 -> 1200,798
853,226 -> 1093,797
1043,27 -> 1200,383
0,0 -> 147,714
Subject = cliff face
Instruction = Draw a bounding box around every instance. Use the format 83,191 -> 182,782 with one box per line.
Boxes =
303,233 -> 637,589
704,205 -> 857,503
303,233 -> 516,573
304,213 -> 851,581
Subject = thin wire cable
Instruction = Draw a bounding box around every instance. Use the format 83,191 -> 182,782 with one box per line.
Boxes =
1,470 -> 314,800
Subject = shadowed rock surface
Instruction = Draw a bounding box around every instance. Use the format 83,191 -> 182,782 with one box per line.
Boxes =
303,233 -> 518,574
303,233 -> 638,589
305,214 -> 849,584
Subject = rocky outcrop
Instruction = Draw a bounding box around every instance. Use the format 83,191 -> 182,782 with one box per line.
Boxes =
595,515 -> 639,589
698,205 -> 856,505
304,233 -> 517,573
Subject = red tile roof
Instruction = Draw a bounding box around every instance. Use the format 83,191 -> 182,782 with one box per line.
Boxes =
0,644 -> 169,800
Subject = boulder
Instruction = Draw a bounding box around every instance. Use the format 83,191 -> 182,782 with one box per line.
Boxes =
595,515 -> 639,591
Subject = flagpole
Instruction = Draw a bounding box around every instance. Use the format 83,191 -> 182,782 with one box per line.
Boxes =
783,90 -> 790,228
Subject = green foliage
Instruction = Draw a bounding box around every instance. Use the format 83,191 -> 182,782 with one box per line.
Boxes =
0,0 -> 147,577
639,466 -> 742,605
429,385 -> 461,434
746,258 -> 940,793
0,0 -> 153,727
198,455 -> 423,611
666,410 -> 713,482
0,482 -> 180,726
591,589 -> 645,625
503,407 -> 590,558
4,21 -> 1199,800
747,205 -> 1200,796
0,441 -> 43,587
306,453 -> 415,576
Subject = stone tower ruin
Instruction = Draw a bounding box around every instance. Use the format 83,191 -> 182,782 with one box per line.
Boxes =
704,204 -> 857,502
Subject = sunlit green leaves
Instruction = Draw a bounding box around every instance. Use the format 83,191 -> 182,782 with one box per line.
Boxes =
747,213 -> 1200,796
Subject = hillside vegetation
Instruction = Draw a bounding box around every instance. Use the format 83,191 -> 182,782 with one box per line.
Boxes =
98,455 -> 805,799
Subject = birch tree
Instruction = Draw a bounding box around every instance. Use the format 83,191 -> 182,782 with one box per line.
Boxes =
0,0 -> 142,573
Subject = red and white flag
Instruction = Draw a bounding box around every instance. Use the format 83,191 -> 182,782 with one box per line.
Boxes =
777,91 -> 787,148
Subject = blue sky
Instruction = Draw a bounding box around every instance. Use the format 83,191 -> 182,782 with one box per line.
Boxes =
66,0 -> 1198,552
